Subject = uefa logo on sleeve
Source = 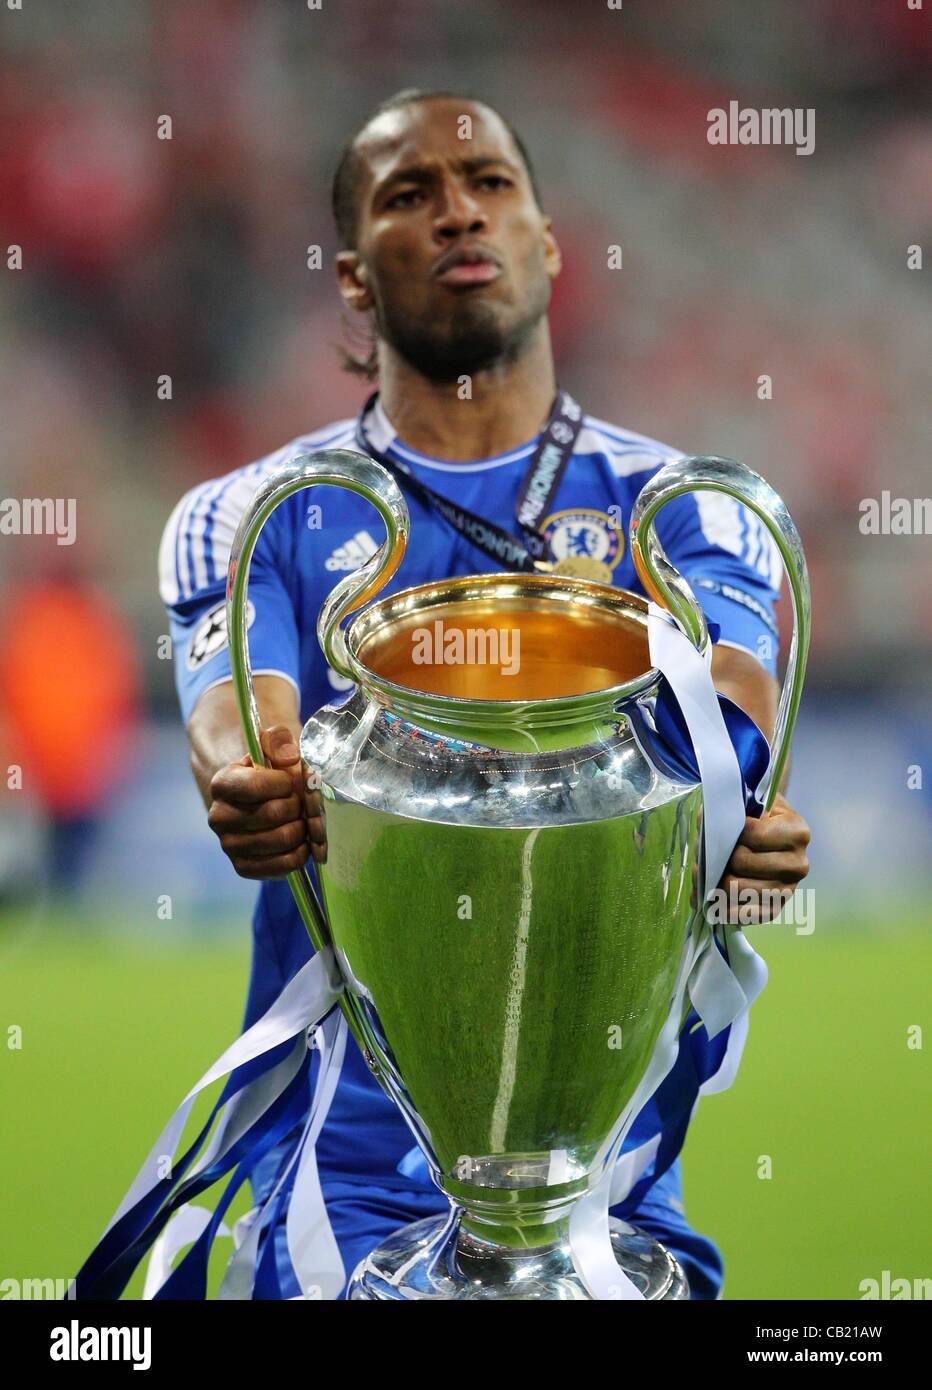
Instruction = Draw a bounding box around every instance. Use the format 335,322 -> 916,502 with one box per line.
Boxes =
187,599 -> 256,671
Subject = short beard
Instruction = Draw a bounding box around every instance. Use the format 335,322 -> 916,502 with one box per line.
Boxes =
376,290 -> 547,384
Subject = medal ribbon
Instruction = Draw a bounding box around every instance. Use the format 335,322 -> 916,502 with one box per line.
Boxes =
354,389 -> 585,572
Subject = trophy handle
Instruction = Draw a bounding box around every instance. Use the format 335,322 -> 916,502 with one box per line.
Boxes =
629,455 -> 811,810
226,447 -> 408,978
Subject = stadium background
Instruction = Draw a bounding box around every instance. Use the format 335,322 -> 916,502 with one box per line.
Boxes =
0,0 -> 929,1299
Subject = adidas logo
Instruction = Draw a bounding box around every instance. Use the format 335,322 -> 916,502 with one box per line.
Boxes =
324,530 -> 378,571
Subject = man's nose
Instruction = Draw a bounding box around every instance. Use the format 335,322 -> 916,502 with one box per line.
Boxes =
433,180 -> 487,238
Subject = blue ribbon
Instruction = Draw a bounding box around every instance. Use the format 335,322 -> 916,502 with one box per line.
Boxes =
72,1040 -> 313,1300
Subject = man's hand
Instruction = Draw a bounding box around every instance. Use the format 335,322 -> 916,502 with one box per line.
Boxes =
718,792 -> 810,923
206,724 -> 326,880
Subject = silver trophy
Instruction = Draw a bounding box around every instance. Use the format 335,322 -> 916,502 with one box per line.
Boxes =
226,449 -> 809,1300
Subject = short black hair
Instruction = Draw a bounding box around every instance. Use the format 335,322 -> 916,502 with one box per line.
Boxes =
330,88 -> 544,252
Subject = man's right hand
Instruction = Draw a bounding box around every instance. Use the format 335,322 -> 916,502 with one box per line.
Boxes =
207,723 -> 326,880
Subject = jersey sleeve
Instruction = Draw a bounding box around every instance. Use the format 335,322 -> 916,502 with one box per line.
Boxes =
158,472 -> 301,725
653,489 -> 783,676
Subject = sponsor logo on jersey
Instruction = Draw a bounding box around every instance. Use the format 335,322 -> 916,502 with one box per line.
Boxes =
540,508 -> 623,571
186,599 -> 255,671
692,577 -> 779,637
324,530 -> 379,572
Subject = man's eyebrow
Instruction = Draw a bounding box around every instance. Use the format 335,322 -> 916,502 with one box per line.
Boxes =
459,155 -> 521,176
374,155 -> 520,196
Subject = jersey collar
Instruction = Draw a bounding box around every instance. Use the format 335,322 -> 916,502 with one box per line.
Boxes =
360,392 -> 542,473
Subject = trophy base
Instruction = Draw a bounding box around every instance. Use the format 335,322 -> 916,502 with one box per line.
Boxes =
348,1213 -> 689,1300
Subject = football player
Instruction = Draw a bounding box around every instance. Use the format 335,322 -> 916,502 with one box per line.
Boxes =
159,90 -> 810,1299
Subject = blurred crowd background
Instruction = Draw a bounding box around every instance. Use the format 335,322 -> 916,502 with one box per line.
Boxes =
0,0 -> 930,914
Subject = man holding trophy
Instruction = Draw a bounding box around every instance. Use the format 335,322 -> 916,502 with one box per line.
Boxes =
148,89 -> 811,1301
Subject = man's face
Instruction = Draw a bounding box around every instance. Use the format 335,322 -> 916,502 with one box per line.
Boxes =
337,99 -> 561,382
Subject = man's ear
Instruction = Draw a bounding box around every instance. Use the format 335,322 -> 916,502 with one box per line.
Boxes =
542,217 -> 562,280
335,251 -> 373,312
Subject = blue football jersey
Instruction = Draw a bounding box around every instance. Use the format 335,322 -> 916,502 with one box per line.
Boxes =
158,397 -> 782,1195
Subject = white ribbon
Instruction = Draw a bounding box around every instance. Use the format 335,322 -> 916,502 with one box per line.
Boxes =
695,927 -> 768,1101
142,1203 -> 260,1299
568,602 -> 769,1298
285,1011 -> 348,1298
214,1009 -> 348,1301
72,950 -> 344,1301
646,603 -> 747,898
106,950 -> 342,1238
143,1205 -> 231,1299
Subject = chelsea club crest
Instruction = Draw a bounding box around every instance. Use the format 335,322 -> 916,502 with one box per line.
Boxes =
540,508 -> 623,585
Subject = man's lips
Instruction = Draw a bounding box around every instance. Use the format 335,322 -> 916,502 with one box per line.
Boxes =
433,246 -> 502,287
436,260 -> 501,286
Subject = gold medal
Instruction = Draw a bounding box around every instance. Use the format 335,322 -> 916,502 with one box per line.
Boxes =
552,556 -> 614,584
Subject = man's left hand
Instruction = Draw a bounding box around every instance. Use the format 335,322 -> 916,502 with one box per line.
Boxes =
718,793 -> 811,924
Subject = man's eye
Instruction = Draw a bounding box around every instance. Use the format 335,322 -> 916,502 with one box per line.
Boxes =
387,189 -> 424,209
476,175 -> 512,190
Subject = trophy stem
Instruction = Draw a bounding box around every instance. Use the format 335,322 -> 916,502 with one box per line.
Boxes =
457,1193 -> 578,1252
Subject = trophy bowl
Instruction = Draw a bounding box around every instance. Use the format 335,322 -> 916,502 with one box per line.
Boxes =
304,571 -> 698,1299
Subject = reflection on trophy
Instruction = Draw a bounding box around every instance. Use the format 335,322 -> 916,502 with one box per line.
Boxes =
227,450 -> 809,1300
